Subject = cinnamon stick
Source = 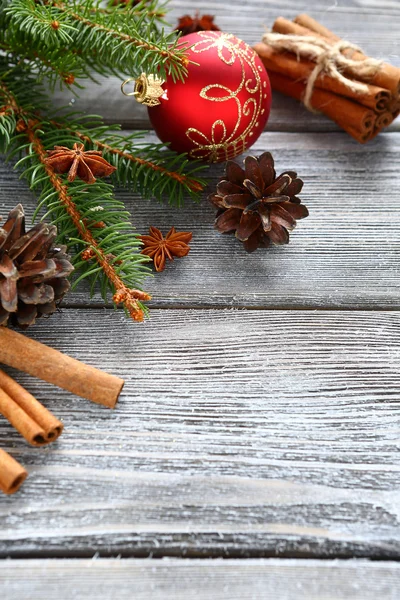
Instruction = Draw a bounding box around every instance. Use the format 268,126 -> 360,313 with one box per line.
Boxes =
0,328 -> 124,408
0,369 -> 63,442
267,71 -> 376,143
294,14 -> 340,41
272,16 -> 321,38
346,125 -> 377,144
254,42 -> 390,112
375,111 -> 394,130
0,386 -> 49,446
266,15 -> 399,138
293,14 -> 400,96
0,449 -> 27,495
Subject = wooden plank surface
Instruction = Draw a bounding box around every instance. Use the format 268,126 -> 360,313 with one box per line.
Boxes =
49,0 -> 400,131
2,559 -> 400,600
2,130 -> 400,309
1,0 -> 400,586
1,308 -> 400,558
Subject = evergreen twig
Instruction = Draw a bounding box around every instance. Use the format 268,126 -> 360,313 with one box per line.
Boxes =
26,123 -> 151,322
0,78 -> 152,320
0,0 -> 207,323
4,0 -> 189,84
50,119 -> 205,199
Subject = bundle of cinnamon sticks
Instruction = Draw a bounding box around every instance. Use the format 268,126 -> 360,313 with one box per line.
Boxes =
254,14 -> 400,143
0,327 -> 124,495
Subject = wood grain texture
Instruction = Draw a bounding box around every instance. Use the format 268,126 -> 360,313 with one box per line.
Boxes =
2,559 -> 400,600
0,308 -> 400,558
1,0 -> 400,580
49,0 -> 400,131
2,131 -> 400,309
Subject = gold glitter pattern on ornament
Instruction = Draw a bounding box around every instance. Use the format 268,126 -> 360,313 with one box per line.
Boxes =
185,32 -> 266,162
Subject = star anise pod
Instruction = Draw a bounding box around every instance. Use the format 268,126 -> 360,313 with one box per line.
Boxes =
140,226 -> 192,272
45,143 -> 116,184
209,153 -> 309,252
175,12 -> 220,36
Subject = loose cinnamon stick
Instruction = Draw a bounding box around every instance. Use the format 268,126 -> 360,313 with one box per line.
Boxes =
0,369 -> 63,442
267,71 -> 376,143
254,42 -> 390,112
0,328 -> 124,408
0,449 -> 27,495
0,387 -> 49,446
293,14 -> 400,96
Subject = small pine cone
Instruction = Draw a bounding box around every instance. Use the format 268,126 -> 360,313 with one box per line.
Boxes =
0,204 -> 74,328
209,152 -> 309,253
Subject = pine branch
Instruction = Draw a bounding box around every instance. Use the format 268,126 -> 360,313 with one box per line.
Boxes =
0,0 -> 209,323
0,40 -> 88,87
59,0 -> 189,82
49,117 -> 206,205
26,124 -> 151,321
98,138 -> 205,197
0,58 -> 52,116
101,0 -> 167,21
0,77 -> 19,113
0,78 -> 152,321
3,0 -> 189,84
6,0 -> 78,48
0,56 -> 205,204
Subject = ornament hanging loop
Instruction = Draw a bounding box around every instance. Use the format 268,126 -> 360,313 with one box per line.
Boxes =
120,77 -> 137,97
121,73 -> 165,107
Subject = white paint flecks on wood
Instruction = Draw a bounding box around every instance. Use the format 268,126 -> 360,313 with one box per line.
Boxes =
1,559 -> 400,600
0,308 -> 399,558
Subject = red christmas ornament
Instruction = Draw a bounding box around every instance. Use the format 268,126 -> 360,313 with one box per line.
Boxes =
147,32 -> 272,163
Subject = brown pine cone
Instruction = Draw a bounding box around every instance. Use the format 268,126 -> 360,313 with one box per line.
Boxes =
0,205 -> 74,328
209,152 -> 309,252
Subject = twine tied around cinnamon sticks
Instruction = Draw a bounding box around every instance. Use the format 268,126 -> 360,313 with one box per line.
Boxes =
254,15 -> 400,143
262,32 -> 382,113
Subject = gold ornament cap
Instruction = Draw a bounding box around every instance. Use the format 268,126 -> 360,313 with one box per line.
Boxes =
121,73 -> 165,107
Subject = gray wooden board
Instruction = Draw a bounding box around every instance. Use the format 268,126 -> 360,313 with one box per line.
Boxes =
1,0 -> 400,587
1,308 -> 400,558
2,130 -> 400,310
1,559 -> 400,600
49,0 -> 400,131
